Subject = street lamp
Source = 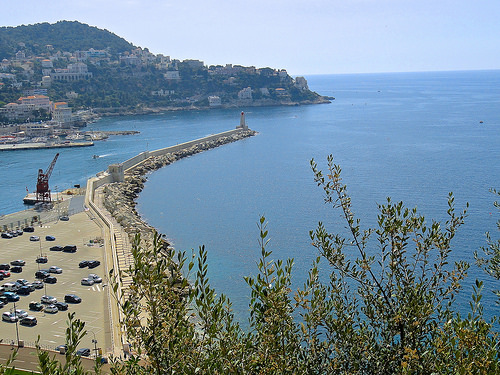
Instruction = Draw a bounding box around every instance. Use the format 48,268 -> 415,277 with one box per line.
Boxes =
90,331 -> 98,360
13,301 -> 20,347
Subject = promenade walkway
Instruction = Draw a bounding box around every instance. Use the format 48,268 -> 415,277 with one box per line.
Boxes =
94,186 -> 134,291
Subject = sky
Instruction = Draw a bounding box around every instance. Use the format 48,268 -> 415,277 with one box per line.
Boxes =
2,0 -> 499,75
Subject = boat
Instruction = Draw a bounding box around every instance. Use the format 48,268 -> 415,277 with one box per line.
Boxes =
92,154 -> 99,159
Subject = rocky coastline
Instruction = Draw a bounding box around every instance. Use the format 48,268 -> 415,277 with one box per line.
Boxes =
101,129 -> 257,245
93,96 -> 331,117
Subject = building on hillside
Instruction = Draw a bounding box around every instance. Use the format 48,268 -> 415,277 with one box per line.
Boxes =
41,59 -> 53,68
23,88 -> 48,96
41,76 -> 52,87
51,63 -> 92,81
238,87 -> 253,100
52,102 -> 73,127
19,95 -> 51,111
15,51 -> 26,60
294,76 -> 309,90
208,96 -> 222,107
0,103 -> 30,121
183,59 -> 204,69
164,70 -> 180,80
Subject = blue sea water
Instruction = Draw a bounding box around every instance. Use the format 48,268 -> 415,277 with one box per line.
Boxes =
1,70 -> 499,323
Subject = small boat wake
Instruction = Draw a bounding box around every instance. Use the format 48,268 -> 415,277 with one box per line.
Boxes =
92,153 -> 113,159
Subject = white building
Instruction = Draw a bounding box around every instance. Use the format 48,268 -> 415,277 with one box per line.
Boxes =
208,96 -> 222,107
51,63 -> 92,81
238,87 -> 253,100
52,102 -> 73,127
164,70 -> 180,80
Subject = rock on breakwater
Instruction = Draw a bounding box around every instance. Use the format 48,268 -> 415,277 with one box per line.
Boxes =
102,129 -> 256,244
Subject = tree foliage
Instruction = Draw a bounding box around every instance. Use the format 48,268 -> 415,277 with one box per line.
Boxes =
0,21 -> 134,60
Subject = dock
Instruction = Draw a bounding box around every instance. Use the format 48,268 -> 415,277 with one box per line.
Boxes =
0,141 -> 94,151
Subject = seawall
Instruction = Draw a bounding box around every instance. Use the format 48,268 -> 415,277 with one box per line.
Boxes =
84,126 -> 255,354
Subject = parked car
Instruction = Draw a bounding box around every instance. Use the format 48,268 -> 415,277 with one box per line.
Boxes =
4,292 -> 20,302
64,294 -> 82,303
41,295 -> 57,304
59,216 -> 70,221
14,309 -> 28,319
45,235 -> 56,241
88,274 -> 102,283
29,235 -> 40,241
15,229 -> 23,236
3,283 -> 18,292
45,276 -> 57,284
49,266 -> 63,274
81,278 -> 94,286
0,295 -> 8,304
36,256 -> 48,263
20,316 -> 37,326
0,300 -> 5,308
32,280 -> 44,289
0,270 -> 11,278
10,266 -> 22,273
56,344 -> 68,353
88,260 -> 101,269
1,232 -> 13,239
44,304 -> 58,314
16,286 -> 31,295
62,245 -> 77,253
0,264 -> 10,270
50,245 -> 63,252
29,301 -> 44,311
23,226 -> 35,232
15,279 -> 29,286
35,270 -> 50,279
10,260 -> 26,266
78,260 -> 89,268
76,348 -> 90,357
2,311 -> 18,322
55,302 -> 68,311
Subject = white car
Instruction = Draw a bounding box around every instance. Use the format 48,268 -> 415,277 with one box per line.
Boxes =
14,309 -> 29,319
29,235 -> 40,241
2,312 -> 18,322
49,266 -> 63,274
81,278 -> 94,286
88,274 -> 102,283
41,295 -> 57,304
44,304 -> 58,314
32,280 -> 44,289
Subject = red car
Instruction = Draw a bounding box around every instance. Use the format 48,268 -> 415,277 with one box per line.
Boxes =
0,270 -> 11,278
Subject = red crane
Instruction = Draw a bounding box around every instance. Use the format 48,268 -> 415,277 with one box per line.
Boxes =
36,153 -> 59,203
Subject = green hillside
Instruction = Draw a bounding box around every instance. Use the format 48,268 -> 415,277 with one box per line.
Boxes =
0,20 -> 135,59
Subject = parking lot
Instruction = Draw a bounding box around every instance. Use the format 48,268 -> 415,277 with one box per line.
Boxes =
0,211 -> 110,355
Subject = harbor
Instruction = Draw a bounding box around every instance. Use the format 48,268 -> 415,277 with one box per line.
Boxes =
0,122 -> 255,372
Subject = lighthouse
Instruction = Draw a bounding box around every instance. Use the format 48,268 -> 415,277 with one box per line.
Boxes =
238,111 -> 248,130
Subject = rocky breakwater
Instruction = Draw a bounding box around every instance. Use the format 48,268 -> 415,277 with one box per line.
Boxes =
102,129 -> 256,244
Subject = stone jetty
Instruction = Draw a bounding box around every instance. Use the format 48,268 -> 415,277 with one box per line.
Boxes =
101,128 -> 256,244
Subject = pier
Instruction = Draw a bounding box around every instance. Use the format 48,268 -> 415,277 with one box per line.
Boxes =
0,141 -> 94,151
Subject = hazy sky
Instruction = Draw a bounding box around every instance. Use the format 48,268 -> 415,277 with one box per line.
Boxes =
2,0 -> 499,75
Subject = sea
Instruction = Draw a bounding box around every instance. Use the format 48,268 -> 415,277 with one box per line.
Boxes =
1,70 -> 499,324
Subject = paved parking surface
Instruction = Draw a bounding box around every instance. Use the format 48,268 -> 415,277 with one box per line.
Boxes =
0,211 -> 111,355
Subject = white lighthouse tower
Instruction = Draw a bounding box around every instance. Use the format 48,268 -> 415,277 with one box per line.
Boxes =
237,111 -> 248,130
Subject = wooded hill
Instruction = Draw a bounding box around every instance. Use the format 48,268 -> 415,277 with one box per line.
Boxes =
0,21 -> 134,59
